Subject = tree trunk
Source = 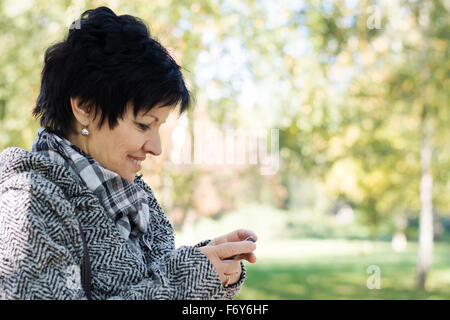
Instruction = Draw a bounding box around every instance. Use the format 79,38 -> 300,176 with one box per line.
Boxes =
416,105 -> 434,290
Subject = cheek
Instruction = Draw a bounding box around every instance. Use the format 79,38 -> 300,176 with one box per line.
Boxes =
96,136 -> 128,163
98,123 -> 145,165
116,133 -> 145,156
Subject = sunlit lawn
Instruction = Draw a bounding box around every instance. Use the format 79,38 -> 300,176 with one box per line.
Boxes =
235,239 -> 450,299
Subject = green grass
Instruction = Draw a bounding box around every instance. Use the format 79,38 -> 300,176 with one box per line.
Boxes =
235,239 -> 450,299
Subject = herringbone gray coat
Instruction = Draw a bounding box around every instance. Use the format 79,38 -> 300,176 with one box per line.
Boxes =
0,147 -> 245,299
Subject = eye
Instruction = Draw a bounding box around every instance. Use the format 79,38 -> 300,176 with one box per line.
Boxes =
136,122 -> 150,131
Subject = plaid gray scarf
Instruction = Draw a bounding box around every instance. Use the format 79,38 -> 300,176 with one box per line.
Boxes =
32,128 -> 155,264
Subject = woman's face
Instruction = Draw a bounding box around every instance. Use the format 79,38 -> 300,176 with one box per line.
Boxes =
72,102 -> 172,183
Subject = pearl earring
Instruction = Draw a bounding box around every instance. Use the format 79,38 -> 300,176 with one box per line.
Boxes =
81,127 -> 89,136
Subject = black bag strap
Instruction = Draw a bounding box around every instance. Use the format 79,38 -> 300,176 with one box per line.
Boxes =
76,219 -> 92,300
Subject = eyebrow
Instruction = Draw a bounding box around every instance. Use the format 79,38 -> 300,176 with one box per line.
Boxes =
143,114 -> 159,121
141,114 -> 166,123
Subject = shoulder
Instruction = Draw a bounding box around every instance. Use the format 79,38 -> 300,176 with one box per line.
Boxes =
0,147 -> 87,223
1,147 -> 69,198
1,147 -> 88,193
0,148 -> 86,254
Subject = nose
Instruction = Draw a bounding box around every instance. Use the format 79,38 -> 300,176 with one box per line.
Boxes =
143,131 -> 162,156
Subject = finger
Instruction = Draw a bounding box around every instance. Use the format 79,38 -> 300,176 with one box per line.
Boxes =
208,234 -> 228,246
221,259 -> 242,273
221,261 -> 242,285
210,231 -> 239,246
236,229 -> 258,242
210,229 -> 258,246
225,229 -> 258,243
216,241 -> 256,260
222,272 -> 240,287
234,252 -> 257,263
224,251 -> 257,262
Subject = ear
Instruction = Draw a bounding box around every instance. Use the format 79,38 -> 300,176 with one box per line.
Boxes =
70,97 -> 93,127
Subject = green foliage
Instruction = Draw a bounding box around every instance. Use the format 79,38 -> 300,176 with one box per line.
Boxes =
1,0 -> 448,238
278,0 -> 449,234
236,240 -> 450,299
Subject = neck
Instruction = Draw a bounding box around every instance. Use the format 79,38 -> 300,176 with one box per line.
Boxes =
66,127 -> 90,155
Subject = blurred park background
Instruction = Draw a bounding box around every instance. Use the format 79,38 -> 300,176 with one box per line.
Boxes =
0,0 -> 449,299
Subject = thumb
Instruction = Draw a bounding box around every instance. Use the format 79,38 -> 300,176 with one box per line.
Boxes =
215,241 -> 256,260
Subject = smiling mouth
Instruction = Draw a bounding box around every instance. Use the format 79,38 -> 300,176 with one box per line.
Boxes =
128,156 -> 143,170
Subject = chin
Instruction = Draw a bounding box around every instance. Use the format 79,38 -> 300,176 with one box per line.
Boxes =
117,171 -> 134,183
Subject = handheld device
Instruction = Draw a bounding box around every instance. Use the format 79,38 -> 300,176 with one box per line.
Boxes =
223,236 -> 256,260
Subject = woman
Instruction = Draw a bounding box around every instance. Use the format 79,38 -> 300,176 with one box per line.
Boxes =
0,6 -> 257,300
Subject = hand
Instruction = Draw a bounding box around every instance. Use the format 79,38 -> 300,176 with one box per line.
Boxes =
198,239 -> 257,287
208,229 -> 258,263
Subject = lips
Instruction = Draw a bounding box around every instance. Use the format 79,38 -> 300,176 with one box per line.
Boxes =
129,155 -> 146,161
128,155 -> 145,171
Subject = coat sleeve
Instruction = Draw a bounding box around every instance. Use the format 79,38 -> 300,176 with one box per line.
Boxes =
193,239 -> 247,300
107,243 -> 246,300
106,213 -> 246,299
0,177 -> 246,300
111,175 -> 247,300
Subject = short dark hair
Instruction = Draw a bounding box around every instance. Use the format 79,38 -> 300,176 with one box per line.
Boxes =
33,6 -> 192,138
